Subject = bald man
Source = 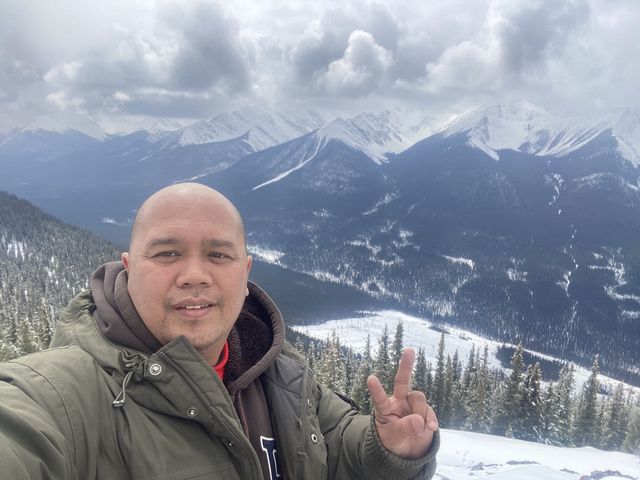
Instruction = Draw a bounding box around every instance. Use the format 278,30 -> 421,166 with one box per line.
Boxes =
0,183 -> 439,480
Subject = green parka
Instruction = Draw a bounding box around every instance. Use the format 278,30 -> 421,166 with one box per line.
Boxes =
0,287 -> 438,479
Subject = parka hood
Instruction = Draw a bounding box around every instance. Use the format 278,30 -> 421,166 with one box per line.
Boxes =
52,261 -> 285,393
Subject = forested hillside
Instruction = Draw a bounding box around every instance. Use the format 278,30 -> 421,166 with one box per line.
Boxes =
292,326 -> 640,455
0,191 -> 121,359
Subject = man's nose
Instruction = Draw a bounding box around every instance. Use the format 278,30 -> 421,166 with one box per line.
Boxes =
176,256 -> 211,287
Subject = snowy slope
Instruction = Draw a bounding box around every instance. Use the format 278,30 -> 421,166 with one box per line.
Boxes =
441,102 -> 640,164
600,107 -> 640,164
317,107 -> 440,163
438,429 -> 639,479
291,310 -> 639,395
8,114 -> 106,140
176,106 -> 326,150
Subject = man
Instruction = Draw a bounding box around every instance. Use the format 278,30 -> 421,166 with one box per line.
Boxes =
0,183 -> 439,479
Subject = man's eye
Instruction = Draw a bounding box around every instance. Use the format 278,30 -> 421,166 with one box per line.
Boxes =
209,252 -> 230,259
155,251 -> 179,258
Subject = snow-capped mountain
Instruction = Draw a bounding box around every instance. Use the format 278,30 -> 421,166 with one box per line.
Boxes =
1,101 -> 639,384
13,114 -> 106,140
317,108 -> 441,163
598,106 -> 640,164
176,106 -> 327,151
441,101 -> 640,164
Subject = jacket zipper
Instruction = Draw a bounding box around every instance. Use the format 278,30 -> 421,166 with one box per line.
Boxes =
158,352 -> 263,478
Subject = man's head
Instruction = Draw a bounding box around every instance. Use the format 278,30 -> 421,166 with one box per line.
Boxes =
121,183 -> 252,365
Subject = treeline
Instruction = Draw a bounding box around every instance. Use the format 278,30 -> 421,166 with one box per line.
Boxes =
0,190 -> 121,361
291,323 -> 640,456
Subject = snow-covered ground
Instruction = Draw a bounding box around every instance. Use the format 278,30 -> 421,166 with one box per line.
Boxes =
291,310 -> 639,395
437,429 -> 639,479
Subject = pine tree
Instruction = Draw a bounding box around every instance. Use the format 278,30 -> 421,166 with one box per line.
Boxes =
391,321 -> 404,374
623,407 -> 640,455
413,347 -> 428,394
351,335 -> 373,413
462,344 -> 476,394
17,318 -> 39,356
465,345 -> 491,433
440,355 -> 453,426
373,325 -> 393,394
343,349 -> 358,396
602,382 -> 628,450
556,364 -> 575,446
431,333 -> 446,417
520,362 -> 543,441
0,338 -> 15,362
6,315 -> 19,348
307,341 -> 317,372
542,382 -> 561,445
595,399 -> 607,449
452,350 -> 462,384
34,298 -> 54,349
574,354 -> 600,447
449,350 -> 466,429
425,362 -> 434,395
315,330 -> 346,393
493,343 -> 525,436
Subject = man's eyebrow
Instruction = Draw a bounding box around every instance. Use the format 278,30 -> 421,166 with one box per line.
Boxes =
145,237 -> 181,248
204,239 -> 236,248
143,238 -> 238,249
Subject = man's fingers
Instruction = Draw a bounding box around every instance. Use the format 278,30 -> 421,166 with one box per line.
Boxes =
392,348 -> 415,399
367,374 -> 391,413
407,390 -> 427,420
426,403 -> 439,431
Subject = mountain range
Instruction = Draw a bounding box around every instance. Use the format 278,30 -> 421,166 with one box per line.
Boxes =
1,101 -> 639,381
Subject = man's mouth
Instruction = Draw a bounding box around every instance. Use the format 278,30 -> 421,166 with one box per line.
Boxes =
180,304 -> 212,310
173,301 -> 217,319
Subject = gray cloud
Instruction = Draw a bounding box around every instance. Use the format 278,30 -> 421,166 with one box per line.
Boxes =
0,0 -> 638,128
418,0 -> 591,95
287,11 -> 358,85
160,2 -> 250,92
2,1 -> 251,122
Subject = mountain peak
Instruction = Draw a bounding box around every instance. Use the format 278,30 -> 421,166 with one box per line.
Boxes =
438,101 -> 640,163
441,102 -> 555,160
317,107 -> 440,164
177,106 -> 326,150
17,114 -> 106,140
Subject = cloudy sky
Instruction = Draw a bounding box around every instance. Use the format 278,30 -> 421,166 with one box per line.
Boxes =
1,0 -> 638,130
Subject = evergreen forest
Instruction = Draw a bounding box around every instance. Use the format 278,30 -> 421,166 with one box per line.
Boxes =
0,191 -> 120,359
290,326 -> 640,456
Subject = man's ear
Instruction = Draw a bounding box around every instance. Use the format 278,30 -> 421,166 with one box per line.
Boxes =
245,255 -> 253,296
121,252 -> 130,270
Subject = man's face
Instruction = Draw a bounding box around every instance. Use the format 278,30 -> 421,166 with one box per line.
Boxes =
122,194 -> 252,365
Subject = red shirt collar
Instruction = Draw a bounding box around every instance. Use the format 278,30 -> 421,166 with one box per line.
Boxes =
213,341 -> 229,380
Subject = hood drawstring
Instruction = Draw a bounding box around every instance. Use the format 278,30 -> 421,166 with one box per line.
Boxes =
112,354 -> 143,408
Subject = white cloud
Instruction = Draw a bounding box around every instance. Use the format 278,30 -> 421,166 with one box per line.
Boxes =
0,0 -> 638,125
317,30 -> 394,96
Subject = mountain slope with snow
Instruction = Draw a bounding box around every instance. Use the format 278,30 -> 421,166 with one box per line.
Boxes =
317,107 -> 441,163
176,106 -> 327,150
441,102 -> 640,164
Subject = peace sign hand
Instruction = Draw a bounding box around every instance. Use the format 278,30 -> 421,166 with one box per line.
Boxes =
367,348 -> 439,459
